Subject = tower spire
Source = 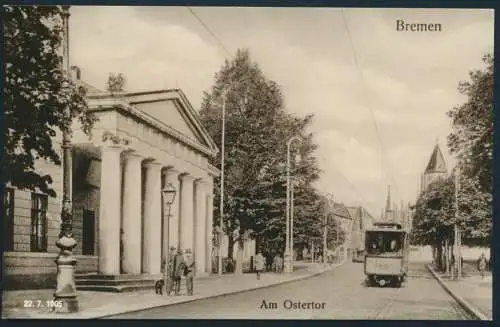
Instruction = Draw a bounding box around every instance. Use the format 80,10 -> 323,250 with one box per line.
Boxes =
385,185 -> 391,212
384,185 -> 393,221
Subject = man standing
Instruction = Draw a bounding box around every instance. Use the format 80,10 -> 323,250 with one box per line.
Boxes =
254,251 -> 265,280
173,249 -> 185,296
165,246 -> 177,295
184,248 -> 195,296
478,253 -> 487,279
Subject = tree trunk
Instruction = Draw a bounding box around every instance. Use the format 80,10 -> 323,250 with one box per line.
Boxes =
445,239 -> 451,275
228,233 -> 234,260
235,235 -> 244,275
436,243 -> 443,271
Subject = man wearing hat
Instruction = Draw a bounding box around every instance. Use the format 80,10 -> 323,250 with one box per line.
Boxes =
164,246 -> 177,296
184,248 -> 195,296
173,249 -> 185,296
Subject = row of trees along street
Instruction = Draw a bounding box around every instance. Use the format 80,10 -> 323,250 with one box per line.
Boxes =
3,5 -> 345,276
199,49 -> 345,273
410,54 -> 493,271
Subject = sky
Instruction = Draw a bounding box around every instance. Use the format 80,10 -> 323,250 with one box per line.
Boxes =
68,6 -> 494,218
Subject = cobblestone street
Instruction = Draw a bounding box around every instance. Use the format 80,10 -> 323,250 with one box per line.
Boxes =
110,261 -> 475,319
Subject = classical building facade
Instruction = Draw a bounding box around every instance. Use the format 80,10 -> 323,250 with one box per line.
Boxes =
3,76 -> 220,289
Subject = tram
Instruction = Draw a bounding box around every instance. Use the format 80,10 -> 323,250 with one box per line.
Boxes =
364,222 -> 408,287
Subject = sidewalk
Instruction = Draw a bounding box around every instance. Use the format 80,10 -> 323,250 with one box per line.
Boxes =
427,264 -> 492,320
2,261 -> 339,319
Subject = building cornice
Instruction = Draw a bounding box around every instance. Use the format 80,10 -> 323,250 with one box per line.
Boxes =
87,98 -> 217,158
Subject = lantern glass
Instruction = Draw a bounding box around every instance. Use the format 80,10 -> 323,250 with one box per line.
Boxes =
162,182 -> 176,206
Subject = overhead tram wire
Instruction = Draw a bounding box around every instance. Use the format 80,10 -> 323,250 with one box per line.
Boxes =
187,7 -> 379,218
340,8 -> 402,198
187,7 -> 232,58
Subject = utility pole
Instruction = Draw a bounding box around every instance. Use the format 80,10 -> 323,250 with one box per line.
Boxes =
218,92 -> 226,276
323,198 -> 328,264
454,167 -> 461,280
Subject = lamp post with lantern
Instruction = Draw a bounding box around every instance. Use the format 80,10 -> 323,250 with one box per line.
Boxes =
53,5 -> 78,313
162,182 -> 177,287
285,136 -> 302,273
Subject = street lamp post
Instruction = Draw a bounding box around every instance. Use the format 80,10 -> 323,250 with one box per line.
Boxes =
285,136 -> 301,273
53,5 -> 78,313
454,167 -> 462,280
323,201 -> 328,264
218,92 -> 228,276
162,182 -> 177,287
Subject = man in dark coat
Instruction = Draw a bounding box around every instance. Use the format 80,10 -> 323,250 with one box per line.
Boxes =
173,249 -> 185,295
165,246 -> 177,295
184,248 -> 195,296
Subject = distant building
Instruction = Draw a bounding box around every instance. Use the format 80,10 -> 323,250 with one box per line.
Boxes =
346,205 -> 376,255
420,140 -> 448,192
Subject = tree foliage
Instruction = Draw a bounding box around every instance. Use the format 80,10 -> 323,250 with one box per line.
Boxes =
107,72 -> 126,94
447,53 -> 493,194
411,173 -> 491,248
199,49 -> 324,263
3,5 -> 96,197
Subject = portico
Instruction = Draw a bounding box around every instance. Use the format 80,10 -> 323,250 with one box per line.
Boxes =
71,87 -> 219,284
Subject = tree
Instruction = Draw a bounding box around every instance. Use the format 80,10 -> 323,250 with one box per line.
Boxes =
107,72 -> 126,94
447,53 -> 493,253
447,53 -> 493,193
199,49 -> 322,272
411,177 -> 455,270
3,5 -> 95,197
411,172 -> 491,270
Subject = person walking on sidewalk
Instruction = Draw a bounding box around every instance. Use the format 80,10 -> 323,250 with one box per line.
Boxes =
184,248 -> 195,296
478,253 -> 487,279
173,249 -> 185,295
255,251 -> 265,280
166,246 -> 177,295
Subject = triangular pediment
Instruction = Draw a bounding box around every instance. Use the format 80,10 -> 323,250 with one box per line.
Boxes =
132,99 -> 206,146
123,89 -> 218,154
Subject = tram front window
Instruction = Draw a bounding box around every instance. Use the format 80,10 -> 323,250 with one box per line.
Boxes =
366,232 -> 403,256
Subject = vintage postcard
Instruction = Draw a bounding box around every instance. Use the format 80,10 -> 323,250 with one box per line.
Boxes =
2,6 -> 494,320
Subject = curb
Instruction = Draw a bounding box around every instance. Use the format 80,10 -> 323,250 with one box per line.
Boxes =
98,263 -> 342,319
19,262 -> 344,319
426,264 -> 490,321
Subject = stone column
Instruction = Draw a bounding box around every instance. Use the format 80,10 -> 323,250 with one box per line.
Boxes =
194,179 -> 207,274
179,174 -> 194,253
164,168 -> 181,253
206,180 -> 214,273
98,145 -> 123,275
121,152 -> 143,274
142,161 -> 163,274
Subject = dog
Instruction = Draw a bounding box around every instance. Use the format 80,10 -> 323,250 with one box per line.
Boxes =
155,279 -> 164,295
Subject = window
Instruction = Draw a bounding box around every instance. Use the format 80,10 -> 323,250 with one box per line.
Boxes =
31,193 -> 48,252
4,188 -> 15,251
365,232 -> 403,256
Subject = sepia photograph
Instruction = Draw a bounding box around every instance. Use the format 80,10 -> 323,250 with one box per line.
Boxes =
1,5 -> 494,320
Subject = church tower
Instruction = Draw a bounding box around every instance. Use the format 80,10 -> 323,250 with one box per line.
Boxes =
421,139 -> 448,191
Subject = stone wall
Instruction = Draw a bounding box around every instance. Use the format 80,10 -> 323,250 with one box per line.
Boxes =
4,152 -> 100,289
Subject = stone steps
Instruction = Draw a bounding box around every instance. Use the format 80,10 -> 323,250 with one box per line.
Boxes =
75,273 -> 190,293
75,273 -> 162,293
